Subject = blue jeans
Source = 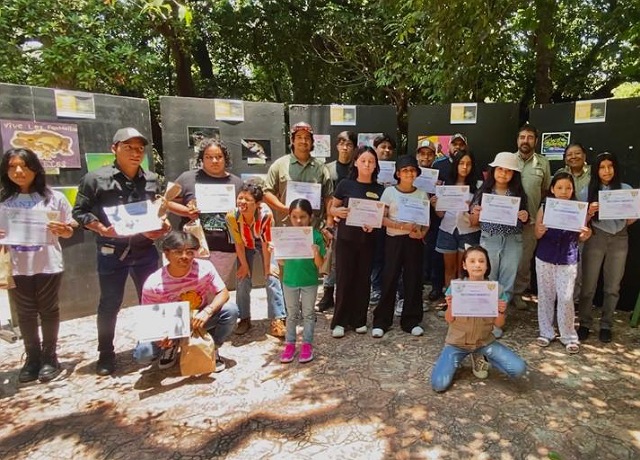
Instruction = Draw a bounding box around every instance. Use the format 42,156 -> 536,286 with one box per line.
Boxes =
283,285 -> 318,343
133,302 -> 239,364
97,245 -> 159,354
236,246 -> 285,320
480,232 -> 523,303
431,341 -> 526,392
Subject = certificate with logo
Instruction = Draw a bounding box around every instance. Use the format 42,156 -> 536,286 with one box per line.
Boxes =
396,195 -> 430,226
543,198 -> 588,232
272,226 -> 314,259
377,161 -> 396,187
0,208 -> 59,245
598,189 -> 640,220
479,194 -> 521,227
346,198 -> 385,228
286,181 -> 322,210
103,200 -> 163,236
195,184 -> 236,213
414,168 -> 439,194
435,186 -> 470,212
133,301 -> 191,343
450,280 -> 499,317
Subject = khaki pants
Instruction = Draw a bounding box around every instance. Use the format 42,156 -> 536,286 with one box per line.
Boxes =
514,223 -> 537,295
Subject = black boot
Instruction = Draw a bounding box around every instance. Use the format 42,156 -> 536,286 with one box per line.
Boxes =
19,348 -> 41,383
316,286 -> 335,312
39,346 -> 62,382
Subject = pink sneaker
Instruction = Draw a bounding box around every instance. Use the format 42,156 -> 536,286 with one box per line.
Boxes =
299,343 -> 314,363
280,343 -> 296,363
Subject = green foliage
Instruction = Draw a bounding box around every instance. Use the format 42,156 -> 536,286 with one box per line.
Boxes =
612,82 -> 640,98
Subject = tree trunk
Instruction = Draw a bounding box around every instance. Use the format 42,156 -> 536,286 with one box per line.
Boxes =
157,22 -> 195,97
533,0 -> 556,104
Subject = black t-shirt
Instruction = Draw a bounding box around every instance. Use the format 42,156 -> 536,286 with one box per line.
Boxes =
174,169 -> 243,252
336,161 -> 350,186
333,179 -> 385,243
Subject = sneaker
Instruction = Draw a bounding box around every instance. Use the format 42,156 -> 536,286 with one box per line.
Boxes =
269,319 -> 286,338
158,344 -> 179,370
371,327 -> 384,338
471,353 -> 489,379
332,326 -> 345,338
599,328 -> 612,343
38,350 -> 62,383
394,299 -> 404,317
280,343 -> 296,363
577,326 -> 590,341
214,351 -> 226,373
354,325 -> 367,334
235,318 -> 252,335
18,351 -> 41,383
96,352 -> 116,376
411,326 -> 424,336
492,326 -> 504,339
298,343 -> 314,363
369,291 -> 381,306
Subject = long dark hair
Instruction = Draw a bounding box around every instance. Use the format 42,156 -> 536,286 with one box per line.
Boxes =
446,150 -> 477,193
0,148 -> 51,203
587,152 -> 621,204
549,171 -> 577,200
460,245 -> 491,279
473,165 -> 528,209
348,146 -> 380,182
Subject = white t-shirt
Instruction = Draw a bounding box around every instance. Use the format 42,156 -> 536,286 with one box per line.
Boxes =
381,186 -> 429,237
439,192 -> 479,235
0,191 -> 74,276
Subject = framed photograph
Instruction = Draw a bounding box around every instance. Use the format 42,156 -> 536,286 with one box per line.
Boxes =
187,126 -> 220,148
450,103 -> 477,124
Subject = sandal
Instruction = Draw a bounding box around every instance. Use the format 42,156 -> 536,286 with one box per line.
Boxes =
565,342 -> 580,354
536,336 -> 552,347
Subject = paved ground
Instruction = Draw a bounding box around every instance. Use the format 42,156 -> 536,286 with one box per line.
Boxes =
1,287 -> 639,460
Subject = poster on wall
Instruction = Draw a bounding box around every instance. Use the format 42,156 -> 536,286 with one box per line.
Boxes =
574,99 -> 607,123
187,126 -> 220,148
330,105 -> 357,126
450,103 -> 478,124
241,139 -> 271,165
54,90 -> 96,119
0,119 -> 81,169
312,134 -> 331,157
85,152 -> 150,172
418,134 -> 452,160
357,133 -> 382,148
541,132 -> 571,161
214,99 -> 245,122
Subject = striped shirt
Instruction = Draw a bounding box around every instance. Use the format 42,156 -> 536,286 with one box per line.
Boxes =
225,203 -> 273,249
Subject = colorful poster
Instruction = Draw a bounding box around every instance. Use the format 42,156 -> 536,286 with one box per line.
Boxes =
54,90 -> 96,119
450,103 -> 478,124
575,99 -> 607,124
0,119 -> 81,169
418,134 -> 452,160
85,153 -> 149,172
330,105 -> 357,126
541,132 -> 571,160
357,133 -> 382,148
214,99 -> 244,122
187,126 -> 220,148
52,186 -> 79,206
312,134 -> 331,158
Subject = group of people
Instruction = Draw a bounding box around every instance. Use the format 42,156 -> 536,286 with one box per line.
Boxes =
2,121 -> 634,393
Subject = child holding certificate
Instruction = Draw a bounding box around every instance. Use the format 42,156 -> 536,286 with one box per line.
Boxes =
577,152 -> 636,343
534,172 -> 591,353
469,152 -> 529,338
431,246 -> 526,392
279,199 -> 325,363
0,148 -> 76,383
371,155 -> 429,338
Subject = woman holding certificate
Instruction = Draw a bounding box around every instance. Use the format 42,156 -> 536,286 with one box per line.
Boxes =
329,146 -> 385,338
577,152 -> 636,344
0,148 -> 76,383
371,155 -> 429,338
469,152 -> 529,338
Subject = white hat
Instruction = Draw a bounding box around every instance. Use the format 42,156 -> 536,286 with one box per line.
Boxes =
489,152 -> 521,172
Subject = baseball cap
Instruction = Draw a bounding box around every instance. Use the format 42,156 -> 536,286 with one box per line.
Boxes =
450,133 -> 467,145
112,127 -> 149,145
416,139 -> 436,152
290,122 -> 314,137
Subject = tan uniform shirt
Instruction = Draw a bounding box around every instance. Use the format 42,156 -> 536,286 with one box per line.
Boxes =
560,164 -> 590,196
517,152 -> 551,218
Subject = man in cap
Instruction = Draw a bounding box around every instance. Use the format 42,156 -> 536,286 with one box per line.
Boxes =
263,122 -> 333,227
415,139 -> 437,169
73,127 -> 170,376
513,124 -> 551,309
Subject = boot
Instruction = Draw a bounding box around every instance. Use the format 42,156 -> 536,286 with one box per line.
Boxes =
18,347 -> 41,383
39,345 -> 62,382
316,286 -> 335,312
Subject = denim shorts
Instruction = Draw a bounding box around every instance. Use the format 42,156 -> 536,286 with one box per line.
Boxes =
436,229 -> 480,253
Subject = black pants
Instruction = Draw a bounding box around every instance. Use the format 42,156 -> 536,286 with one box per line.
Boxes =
373,235 -> 424,332
9,272 -> 63,352
331,236 -> 375,330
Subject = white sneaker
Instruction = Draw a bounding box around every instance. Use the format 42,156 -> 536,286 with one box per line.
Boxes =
158,344 -> 179,370
355,325 -> 367,334
411,326 -> 424,336
394,299 -> 404,316
332,326 -> 345,338
371,328 -> 384,338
